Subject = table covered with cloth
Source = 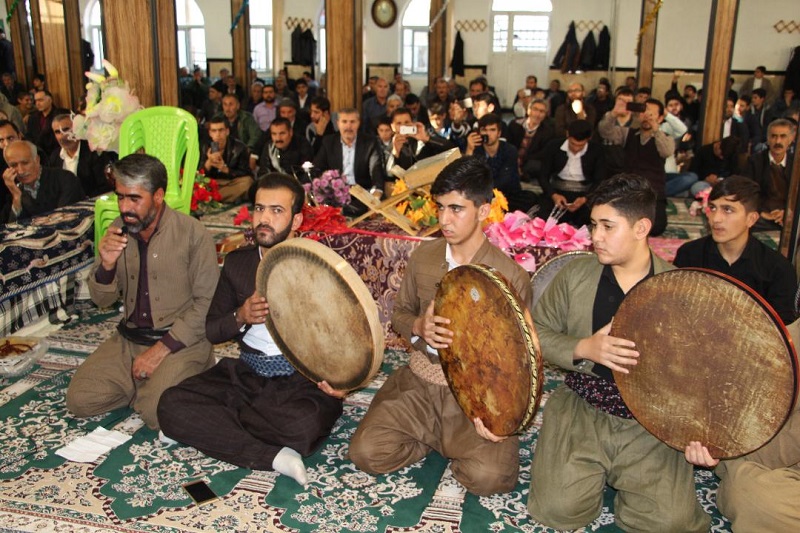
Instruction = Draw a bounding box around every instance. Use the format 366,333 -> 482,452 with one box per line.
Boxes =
0,201 -> 95,336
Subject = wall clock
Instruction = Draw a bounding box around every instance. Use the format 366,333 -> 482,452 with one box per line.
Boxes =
372,0 -> 397,29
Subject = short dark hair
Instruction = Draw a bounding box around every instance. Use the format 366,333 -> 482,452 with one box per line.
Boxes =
567,119 -> 592,141
222,93 -> 240,103
390,107 -> 412,122
636,87 -> 652,97
112,153 -> 168,194
469,78 -> 488,91
709,175 -> 761,213
404,93 -> 420,106
430,155 -> 493,206
262,83 -> 276,91
0,119 -> 20,134
477,112 -> 503,129
738,94 -> 751,105
685,84 -> 697,94
588,173 -> 657,228
752,88 -> 767,99
474,92 -> 494,106
270,117 -> 292,131
208,116 -> 227,127
52,113 -> 72,124
428,101 -> 446,116
376,115 -> 392,129
645,97 -> 665,117
255,172 -> 305,216
756,66 -> 767,74
615,87 -> 634,98
310,96 -> 330,113
527,75 -> 538,83
294,78 -> 308,88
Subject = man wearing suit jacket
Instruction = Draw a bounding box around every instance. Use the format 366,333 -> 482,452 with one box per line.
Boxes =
46,114 -> 116,198
26,90 -> 69,158
506,98 -> 557,183
159,173 -> 345,486
1,139 -> 84,222
739,66 -> 775,105
743,118 -> 796,229
313,108 -> 386,214
537,119 -> 606,227
385,107 -> 453,174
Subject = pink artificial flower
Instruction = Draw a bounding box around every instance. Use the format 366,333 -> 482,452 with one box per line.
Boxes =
513,252 -> 538,272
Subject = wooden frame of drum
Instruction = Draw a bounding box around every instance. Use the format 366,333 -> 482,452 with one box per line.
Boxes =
256,238 -> 384,391
611,268 -> 798,458
435,264 -> 543,436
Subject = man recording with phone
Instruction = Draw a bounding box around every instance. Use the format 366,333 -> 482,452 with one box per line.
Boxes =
200,116 -> 253,203
598,96 -> 675,236
466,113 -> 529,211
385,107 -> 453,174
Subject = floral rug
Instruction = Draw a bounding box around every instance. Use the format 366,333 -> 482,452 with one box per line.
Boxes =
0,200 -> 751,532
0,302 -> 734,533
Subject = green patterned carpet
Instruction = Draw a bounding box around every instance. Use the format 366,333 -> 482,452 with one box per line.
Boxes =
0,201 -> 755,532
0,304 -> 732,532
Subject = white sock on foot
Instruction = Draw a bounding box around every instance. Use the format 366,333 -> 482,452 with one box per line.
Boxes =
272,447 -> 308,486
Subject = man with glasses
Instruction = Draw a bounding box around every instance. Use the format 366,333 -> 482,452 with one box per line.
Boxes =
46,114 -> 116,198
555,82 -> 596,138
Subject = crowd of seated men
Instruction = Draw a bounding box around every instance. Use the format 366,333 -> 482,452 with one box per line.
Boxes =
3,61 -> 798,226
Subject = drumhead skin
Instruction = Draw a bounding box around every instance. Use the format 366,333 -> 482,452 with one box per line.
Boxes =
255,238 -> 384,391
435,264 -> 543,436
530,251 -> 595,310
611,268 -> 798,459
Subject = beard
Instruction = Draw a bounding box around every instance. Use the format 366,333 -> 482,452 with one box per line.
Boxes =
122,207 -> 157,234
255,221 -> 292,248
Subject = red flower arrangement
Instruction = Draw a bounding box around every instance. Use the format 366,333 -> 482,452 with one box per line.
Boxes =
191,170 -> 223,217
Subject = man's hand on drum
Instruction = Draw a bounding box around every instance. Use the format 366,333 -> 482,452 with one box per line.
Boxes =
236,292 -> 270,325
473,417 -> 507,443
574,322 -> 639,373
317,380 -> 348,399
684,441 -> 719,468
413,301 -> 453,349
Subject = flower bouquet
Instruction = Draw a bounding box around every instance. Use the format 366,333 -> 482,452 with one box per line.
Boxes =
689,188 -> 711,217
190,171 -> 223,217
392,179 -> 509,228
303,169 -> 351,207
73,60 -> 141,153
485,211 -> 592,271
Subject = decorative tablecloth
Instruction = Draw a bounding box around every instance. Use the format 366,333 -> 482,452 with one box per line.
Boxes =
0,202 -> 95,336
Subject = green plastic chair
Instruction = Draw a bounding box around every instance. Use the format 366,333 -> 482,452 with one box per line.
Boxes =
94,106 -> 200,254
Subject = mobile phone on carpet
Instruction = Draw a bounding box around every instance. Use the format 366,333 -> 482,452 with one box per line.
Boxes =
182,479 -> 218,506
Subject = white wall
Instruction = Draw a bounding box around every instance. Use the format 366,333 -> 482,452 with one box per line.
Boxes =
196,0 -> 233,60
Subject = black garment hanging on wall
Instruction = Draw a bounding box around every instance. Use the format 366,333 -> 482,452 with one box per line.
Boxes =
579,31 -> 597,71
451,30 -> 465,77
551,22 -> 580,73
595,26 -> 611,70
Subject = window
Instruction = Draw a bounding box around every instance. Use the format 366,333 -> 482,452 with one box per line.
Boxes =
176,0 -> 206,70
401,0 -> 429,76
249,0 -> 273,76
84,0 -> 104,71
492,0 -> 551,53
